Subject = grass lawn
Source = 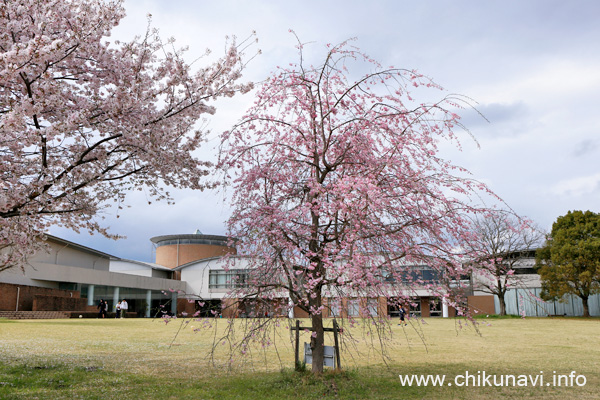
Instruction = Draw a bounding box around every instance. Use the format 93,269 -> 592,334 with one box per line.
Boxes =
0,316 -> 599,399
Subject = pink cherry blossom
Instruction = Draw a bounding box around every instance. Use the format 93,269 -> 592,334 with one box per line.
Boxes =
0,0 -> 253,271
218,39 -> 501,373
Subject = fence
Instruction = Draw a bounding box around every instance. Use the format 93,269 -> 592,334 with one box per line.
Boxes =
495,288 -> 600,317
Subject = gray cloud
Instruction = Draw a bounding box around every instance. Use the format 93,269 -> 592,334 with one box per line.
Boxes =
460,102 -> 530,135
46,0 -> 600,259
572,139 -> 598,158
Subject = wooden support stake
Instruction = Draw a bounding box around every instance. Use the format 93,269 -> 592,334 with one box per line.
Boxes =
291,321 -> 344,370
294,319 -> 300,370
333,319 -> 341,370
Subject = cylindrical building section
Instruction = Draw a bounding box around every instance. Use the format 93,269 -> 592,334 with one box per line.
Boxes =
150,234 -> 236,269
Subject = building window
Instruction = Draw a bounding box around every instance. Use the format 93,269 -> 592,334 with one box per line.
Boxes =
58,282 -> 79,291
409,298 -> 421,317
156,238 -> 228,247
328,298 -> 343,317
348,298 -> 360,317
209,270 -> 248,289
383,265 -> 441,284
366,298 -> 378,316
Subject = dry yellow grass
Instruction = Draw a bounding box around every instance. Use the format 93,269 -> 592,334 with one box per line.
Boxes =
1,316 -> 599,399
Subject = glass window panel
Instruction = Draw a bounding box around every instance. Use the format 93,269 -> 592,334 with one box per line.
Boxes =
348,299 -> 360,317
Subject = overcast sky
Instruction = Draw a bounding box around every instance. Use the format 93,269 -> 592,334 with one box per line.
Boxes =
51,0 -> 600,262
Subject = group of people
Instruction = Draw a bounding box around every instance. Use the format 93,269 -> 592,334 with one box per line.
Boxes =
97,299 -> 129,318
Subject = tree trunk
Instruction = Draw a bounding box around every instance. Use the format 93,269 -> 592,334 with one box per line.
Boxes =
497,278 -> 506,316
310,312 -> 325,374
498,293 -> 506,316
582,296 -> 590,318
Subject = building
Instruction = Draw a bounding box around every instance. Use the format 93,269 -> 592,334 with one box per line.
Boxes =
0,235 -> 187,317
2,232 -> 598,318
470,250 -> 600,317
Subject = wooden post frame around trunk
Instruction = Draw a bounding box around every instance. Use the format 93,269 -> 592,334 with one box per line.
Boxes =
291,320 -> 342,370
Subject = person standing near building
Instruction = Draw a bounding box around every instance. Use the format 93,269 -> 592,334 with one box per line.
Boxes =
398,305 -> 407,326
98,299 -> 107,319
120,299 -> 128,318
116,301 -> 121,318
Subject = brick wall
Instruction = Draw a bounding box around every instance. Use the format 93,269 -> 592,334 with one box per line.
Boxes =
33,295 -> 88,311
0,282 -> 81,311
468,295 -> 495,315
221,298 -> 239,318
178,298 -> 196,315
420,297 -> 431,317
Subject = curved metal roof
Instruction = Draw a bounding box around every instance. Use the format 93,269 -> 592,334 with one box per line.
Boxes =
149,234 -> 231,244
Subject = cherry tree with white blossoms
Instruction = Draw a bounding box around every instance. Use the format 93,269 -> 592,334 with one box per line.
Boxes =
218,38 -> 500,373
0,0 -> 253,271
